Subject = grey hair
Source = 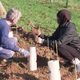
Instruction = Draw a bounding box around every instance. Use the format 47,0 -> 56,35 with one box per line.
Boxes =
6,8 -> 21,21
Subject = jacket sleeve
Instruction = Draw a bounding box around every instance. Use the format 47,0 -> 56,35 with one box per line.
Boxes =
40,27 -> 60,47
39,27 -> 60,40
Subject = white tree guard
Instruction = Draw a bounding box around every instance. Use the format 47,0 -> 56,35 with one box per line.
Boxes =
48,60 -> 61,80
29,47 -> 37,71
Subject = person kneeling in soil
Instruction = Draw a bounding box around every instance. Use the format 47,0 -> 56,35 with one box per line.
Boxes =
0,8 -> 30,60
37,9 -> 80,65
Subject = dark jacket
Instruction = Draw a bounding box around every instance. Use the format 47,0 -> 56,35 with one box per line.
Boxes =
40,22 -> 80,50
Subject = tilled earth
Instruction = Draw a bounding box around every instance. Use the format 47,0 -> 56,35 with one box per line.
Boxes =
0,27 -> 80,80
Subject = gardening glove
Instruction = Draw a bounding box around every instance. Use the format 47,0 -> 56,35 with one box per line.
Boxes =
37,37 -> 44,44
19,48 -> 30,57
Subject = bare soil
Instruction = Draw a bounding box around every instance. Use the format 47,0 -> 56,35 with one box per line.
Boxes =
0,27 -> 80,80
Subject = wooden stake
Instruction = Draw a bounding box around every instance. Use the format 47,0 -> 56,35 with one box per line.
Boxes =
55,40 -> 59,60
0,1 -> 6,18
74,58 -> 78,80
47,38 -> 49,48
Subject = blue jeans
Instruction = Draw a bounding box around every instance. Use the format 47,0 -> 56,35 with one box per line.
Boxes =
0,47 -> 14,59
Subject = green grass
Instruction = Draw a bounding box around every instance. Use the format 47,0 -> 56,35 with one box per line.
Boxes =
1,0 -> 80,35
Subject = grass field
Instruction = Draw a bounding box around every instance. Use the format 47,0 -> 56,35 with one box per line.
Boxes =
1,0 -> 80,34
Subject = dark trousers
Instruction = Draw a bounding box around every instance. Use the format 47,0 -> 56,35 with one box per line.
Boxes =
58,44 -> 80,61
